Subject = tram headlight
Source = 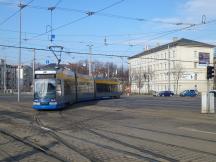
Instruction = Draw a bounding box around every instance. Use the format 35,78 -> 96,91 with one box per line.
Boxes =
49,102 -> 57,105
33,102 -> 40,105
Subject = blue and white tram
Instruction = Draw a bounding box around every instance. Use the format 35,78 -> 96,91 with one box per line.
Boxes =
95,79 -> 121,99
32,67 -> 121,110
33,68 -> 77,110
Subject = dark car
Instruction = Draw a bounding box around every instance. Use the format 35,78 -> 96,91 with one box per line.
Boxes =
209,90 -> 216,97
180,89 -> 198,97
159,91 -> 174,96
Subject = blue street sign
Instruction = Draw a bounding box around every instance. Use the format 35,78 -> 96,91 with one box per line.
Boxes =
51,34 -> 55,41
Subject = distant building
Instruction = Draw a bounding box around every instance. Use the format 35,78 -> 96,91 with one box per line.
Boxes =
0,59 -> 17,92
17,65 -> 33,91
128,38 -> 215,94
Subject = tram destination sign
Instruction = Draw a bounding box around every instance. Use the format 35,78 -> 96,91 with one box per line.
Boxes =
35,74 -> 56,79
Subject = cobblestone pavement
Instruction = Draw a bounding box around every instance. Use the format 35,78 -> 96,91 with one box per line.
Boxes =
0,130 -> 66,162
1,95 -> 216,162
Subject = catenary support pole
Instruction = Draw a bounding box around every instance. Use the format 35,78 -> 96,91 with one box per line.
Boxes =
18,2 -> 22,102
17,2 -> 27,102
87,45 -> 93,76
3,59 -> 6,94
32,49 -> 35,94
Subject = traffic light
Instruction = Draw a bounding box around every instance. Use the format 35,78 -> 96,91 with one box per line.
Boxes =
207,65 -> 214,79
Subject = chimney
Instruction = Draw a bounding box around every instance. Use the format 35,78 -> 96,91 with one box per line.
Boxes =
173,37 -> 178,42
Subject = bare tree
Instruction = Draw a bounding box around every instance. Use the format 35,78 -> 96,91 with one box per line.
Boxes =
129,66 -> 155,95
68,60 -> 88,75
142,67 -> 154,94
131,69 -> 145,94
172,63 -> 184,94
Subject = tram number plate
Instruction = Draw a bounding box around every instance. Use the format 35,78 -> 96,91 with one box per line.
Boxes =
40,102 -> 49,105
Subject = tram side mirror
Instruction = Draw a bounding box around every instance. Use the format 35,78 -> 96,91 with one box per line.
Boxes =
56,80 -> 62,96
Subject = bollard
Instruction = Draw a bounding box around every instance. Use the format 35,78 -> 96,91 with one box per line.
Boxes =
201,92 -> 208,113
209,92 -> 215,113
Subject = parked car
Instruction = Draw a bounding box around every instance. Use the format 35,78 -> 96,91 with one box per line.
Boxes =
209,90 -> 216,97
179,89 -> 198,97
158,91 -> 174,96
152,91 -> 160,96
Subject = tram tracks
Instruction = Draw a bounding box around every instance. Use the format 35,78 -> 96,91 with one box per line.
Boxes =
33,111 -> 177,161
0,129 -> 69,162
1,111 -> 94,162
32,110 -> 216,162
90,128 -> 216,159
33,111 -> 158,161
120,124 -> 216,143
57,129 -> 172,162
0,147 -> 16,162
33,112 -> 99,162
33,112 -> 166,162
83,128 -> 178,162
2,103 -> 216,162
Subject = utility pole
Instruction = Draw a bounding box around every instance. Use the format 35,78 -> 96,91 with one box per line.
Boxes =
121,57 -> 124,92
168,44 -> 171,91
87,45 -> 93,76
17,1 -> 27,102
32,49 -> 35,93
107,63 -> 110,79
48,6 -> 56,42
3,59 -> 6,94
121,57 -> 124,81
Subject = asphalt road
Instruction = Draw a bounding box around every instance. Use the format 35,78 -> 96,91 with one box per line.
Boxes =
94,95 -> 202,111
0,94 -> 202,110
0,94 -> 32,102
1,95 -> 216,162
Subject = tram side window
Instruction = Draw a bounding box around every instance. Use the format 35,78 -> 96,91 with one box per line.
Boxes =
64,80 -> 73,95
56,80 -> 62,96
111,85 -> 118,92
96,84 -> 110,93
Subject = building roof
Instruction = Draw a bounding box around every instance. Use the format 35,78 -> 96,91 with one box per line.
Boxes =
128,38 -> 215,60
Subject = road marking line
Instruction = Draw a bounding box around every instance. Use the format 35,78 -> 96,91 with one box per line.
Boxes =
179,127 -> 216,135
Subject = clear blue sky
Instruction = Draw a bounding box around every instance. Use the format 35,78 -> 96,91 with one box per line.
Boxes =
0,0 -> 216,66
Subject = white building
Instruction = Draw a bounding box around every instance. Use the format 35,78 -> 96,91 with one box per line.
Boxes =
128,38 -> 215,94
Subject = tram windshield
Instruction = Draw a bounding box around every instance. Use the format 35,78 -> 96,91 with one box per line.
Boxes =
34,79 -> 56,99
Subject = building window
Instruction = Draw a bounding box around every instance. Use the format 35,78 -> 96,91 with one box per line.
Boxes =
173,50 -> 175,58
195,73 -> 197,80
194,51 -> 197,59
